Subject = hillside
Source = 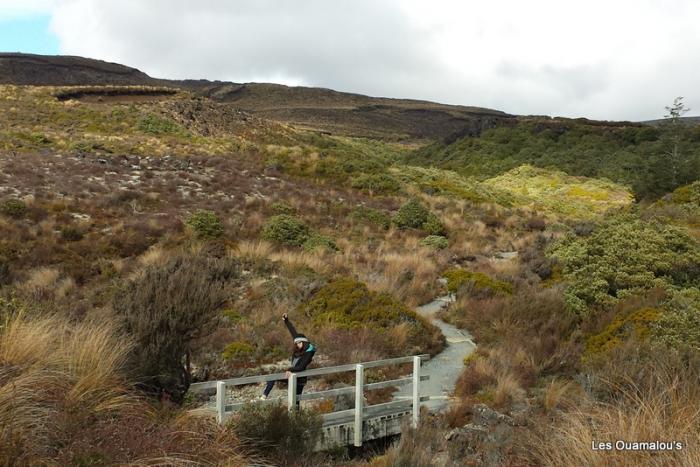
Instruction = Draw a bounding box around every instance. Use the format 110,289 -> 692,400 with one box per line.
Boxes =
0,53 -> 512,141
1,55 -> 699,466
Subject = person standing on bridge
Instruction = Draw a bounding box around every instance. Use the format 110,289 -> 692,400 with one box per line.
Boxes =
260,313 -> 316,405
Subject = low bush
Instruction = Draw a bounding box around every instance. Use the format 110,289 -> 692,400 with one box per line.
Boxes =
113,254 -> 240,401
137,113 -> 184,135
186,210 -> 224,238
393,199 -> 446,234
443,268 -> 513,296
222,341 -> 255,360
299,278 -> 444,356
350,173 -> 401,194
270,201 -> 297,215
550,212 -> 700,315
1,199 -> 27,219
393,199 -> 429,229
302,234 -> 338,252
420,235 -> 449,249
228,402 -> 321,466
261,215 -> 311,247
350,206 -> 391,230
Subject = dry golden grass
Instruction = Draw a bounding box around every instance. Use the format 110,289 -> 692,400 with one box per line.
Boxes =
231,239 -> 274,260
0,314 -> 137,463
542,378 -> 574,412
529,376 -> 700,466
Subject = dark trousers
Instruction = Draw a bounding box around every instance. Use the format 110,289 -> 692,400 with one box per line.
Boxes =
263,380 -> 305,407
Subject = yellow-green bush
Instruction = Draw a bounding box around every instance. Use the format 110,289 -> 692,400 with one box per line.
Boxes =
584,307 -> 661,359
443,269 -> 513,296
222,341 -> 255,360
298,278 -> 444,355
186,210 -> 224,238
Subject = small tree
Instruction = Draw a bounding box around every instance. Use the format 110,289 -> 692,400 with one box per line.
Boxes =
113,255 -> 239,401
663,96 -> 691,188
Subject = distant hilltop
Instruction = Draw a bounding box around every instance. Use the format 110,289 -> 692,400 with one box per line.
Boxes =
0,52 -> 512,141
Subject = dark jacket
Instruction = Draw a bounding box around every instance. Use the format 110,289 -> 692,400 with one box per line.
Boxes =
285,318 -> 315,383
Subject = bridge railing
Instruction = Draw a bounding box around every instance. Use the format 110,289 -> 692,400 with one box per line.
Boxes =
188,354 -> 430,447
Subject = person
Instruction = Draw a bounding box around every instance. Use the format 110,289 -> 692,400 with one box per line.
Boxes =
261,313 -> 316,407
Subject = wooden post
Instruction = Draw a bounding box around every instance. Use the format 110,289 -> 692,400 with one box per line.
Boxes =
354,364 -> 364,447
216,381 -> 226,424
287,373 -> 297,411
412,356 -> 421,428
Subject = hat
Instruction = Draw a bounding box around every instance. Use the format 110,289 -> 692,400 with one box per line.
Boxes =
294,334 -> 309,344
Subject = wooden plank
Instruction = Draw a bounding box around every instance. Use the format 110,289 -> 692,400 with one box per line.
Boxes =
363,399 -> 413,418
354,364 -> 364,447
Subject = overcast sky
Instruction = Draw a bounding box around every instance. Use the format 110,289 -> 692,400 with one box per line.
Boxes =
1,0 -> 699,120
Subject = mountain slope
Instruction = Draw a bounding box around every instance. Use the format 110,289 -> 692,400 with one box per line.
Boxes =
0,53 -> 512,141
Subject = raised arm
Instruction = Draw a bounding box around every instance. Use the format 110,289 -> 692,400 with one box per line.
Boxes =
283,313 -> 300,338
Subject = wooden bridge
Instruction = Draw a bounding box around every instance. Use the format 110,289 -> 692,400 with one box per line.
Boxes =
188,355 -> 432,449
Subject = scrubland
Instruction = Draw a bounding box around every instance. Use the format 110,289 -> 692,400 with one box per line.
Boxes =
0,85 -> 698,465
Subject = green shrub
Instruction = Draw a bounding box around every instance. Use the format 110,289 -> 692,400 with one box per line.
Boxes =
350,206 -> 391,230
670,181 -> 700,205
350,173 -> 401,194
302,234 -> 338,252
549,213 -> 700,315
60,225 -> 84,242
222,341 -> 255,360
113,255 -> 239,402
261,215 -> 310,247
298,278 -> 444,355
422,213 -> 446,236
443,269 -> 513,296
137,113 -> 183,135
420,235 -> 449,249
393,199 -> 429,229
270,201 -> 297,215
652,288 -> 700,351
186,210 -> 224,238
228,402 -> 322,466
1,199 -> 27,219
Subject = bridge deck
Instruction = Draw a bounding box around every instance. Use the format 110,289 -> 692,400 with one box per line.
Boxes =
188,354 -> 431,448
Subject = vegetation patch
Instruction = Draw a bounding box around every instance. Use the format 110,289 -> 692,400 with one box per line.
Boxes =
584,307 -> 661,359
420,235 -> 449,249
550,212 -> 700,315
393,199 -> 446,235
261,214 -> 311,247
443,268 -> 513,296
186,210 -> 224,238
228,402 -> 321,466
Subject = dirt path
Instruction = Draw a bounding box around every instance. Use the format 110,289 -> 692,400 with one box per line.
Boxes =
395,295 -> 476,411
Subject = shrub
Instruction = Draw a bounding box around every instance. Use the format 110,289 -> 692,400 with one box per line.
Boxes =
228,402 -> 321,466
584,307 -> 661,360
137,113 -> 183,135
60,226 -> 84,242
525,216 -> 547,231
113,255 -> 239,401
550,213 -> 700,315
393,199 -> 429,229
270,201 -> 297,215
422,213 -> 446,236
0,258 -> 11,286
261,215 -> 310,247
350,173 -> 401,194
302,234 -> 338,252
186,210 -> 224,238
350,206 -> 391,230
299,278 -> 444,355
443,269 -> 513,296
420,235 -> 448,249
222,341 -> 255,360
1,199 -> 27,219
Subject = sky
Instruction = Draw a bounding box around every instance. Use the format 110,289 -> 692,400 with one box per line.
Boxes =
0,0 -> 698,121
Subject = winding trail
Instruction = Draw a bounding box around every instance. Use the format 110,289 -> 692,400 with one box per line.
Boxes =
395,295 -> 476,411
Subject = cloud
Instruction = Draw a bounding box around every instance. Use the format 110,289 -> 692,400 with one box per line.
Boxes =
40,0 -> 700,120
